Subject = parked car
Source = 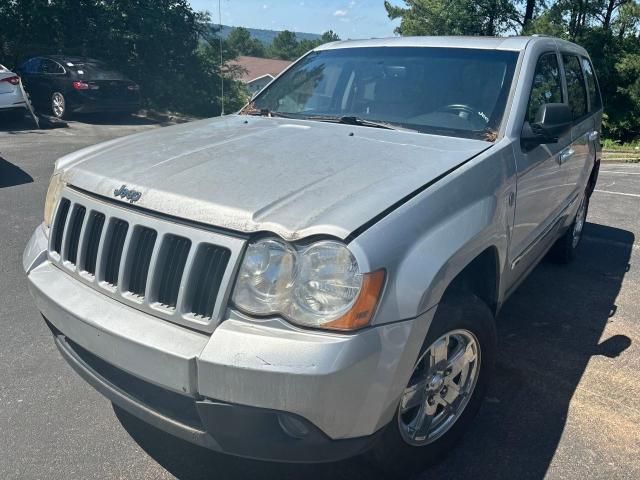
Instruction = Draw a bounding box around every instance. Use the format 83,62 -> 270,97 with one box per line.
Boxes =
0,63 -> 28,120
15,55 -> 140,119
24,36 -> 601,474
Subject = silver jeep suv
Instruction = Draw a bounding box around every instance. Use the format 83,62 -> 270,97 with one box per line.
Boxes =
24,36 -> 602,473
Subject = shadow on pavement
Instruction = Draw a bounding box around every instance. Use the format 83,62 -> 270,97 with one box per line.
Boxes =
0,111 -> 39,132
0,156 -> 33,188
73,112 -> 159,126
116,222 -> 633,480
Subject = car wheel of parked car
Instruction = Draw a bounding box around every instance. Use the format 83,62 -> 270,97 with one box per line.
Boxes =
550,191 -> 589,264
368,292 -> 496,476
51,92 -> 68,119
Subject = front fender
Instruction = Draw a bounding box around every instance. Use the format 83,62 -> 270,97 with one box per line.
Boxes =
350,140 -> 516,324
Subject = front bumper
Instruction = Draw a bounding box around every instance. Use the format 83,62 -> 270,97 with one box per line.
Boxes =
0,89 -> 27,110
24,224 -> 433,461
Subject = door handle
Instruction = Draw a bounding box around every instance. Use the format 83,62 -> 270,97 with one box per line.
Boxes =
588,130 -> 599,142
559,147 -> 575,164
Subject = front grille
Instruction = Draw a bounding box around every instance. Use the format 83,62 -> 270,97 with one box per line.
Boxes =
48,188 -> 244,333
187,244 -> 231,319
126,227 -> 157,297
156,235 -> 191,308
82,212 -> 105,275
103,219 -> 129,286
52,198 -> 71,254
65,205 -> 86,264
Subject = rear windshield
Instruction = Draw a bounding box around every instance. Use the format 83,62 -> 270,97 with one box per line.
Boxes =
252,47 -> 519,140
67,61 -> 127,80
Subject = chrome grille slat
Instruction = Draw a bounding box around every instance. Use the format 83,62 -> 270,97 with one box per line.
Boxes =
47,188 -> 245,334
142,233 -> 164,308
116,221 -> 135,293
174,242 -> 199,315
93,214 -> 111,282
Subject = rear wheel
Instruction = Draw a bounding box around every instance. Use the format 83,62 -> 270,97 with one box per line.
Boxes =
368,292 -> 496,476
549,191 -> 589,264
51,92 -> 68,119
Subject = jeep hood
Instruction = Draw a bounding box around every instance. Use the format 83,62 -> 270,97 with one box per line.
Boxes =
60,116 -> 490,241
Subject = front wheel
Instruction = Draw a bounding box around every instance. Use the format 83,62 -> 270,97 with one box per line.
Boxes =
368,292 -> 496,476
51,92 -> 68,119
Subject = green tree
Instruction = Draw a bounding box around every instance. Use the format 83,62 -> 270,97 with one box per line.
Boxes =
319,30 -> 341,43
269,30 -> 300,60
227,27 -> 266,57
0,0 -> 247,117
384,0 -> 640,142
384,0 -> 518,36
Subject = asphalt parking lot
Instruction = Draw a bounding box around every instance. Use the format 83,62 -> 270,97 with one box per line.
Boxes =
1,116 -> 639,480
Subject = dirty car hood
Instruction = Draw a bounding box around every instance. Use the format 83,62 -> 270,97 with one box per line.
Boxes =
61,116 -> 490,240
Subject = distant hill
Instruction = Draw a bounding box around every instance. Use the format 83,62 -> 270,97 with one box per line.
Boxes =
211,24 -> 321,45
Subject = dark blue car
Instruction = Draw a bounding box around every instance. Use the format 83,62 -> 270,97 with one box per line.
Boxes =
16,55 -> 140,119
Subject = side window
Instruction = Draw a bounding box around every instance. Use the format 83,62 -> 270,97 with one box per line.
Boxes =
581,57 -> 602,111
562,54 -> 588,120
41,59 -> 65,75
527,53 -> 563,123
22,58 -> 41,74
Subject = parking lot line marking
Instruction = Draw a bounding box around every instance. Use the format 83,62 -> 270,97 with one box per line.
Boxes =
599,170 -> 640,175
582,235 -> 640,250
594,189 -> 640,198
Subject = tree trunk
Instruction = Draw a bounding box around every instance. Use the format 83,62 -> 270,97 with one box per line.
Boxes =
523,0 -> 536,28
604,0 -> 616,30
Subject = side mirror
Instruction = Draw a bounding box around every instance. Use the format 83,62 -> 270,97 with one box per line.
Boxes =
521,103 -> 572,149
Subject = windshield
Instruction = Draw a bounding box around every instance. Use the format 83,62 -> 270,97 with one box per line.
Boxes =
250,47 -> 518,140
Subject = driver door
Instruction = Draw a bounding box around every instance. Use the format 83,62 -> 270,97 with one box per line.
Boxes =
508,51 -> 572,285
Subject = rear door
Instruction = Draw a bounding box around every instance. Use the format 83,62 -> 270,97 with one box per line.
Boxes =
559,53 -> 595,202
510,50 -> 571,280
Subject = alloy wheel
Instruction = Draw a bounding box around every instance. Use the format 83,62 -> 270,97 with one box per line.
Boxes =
397,329 -> 481,446
572,197 -> 587,248
52,92 -> 65,118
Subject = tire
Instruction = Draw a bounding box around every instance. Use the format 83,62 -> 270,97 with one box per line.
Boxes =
549,191 -> 589,264
51,91 -> 68,119
368,292 -> 497,477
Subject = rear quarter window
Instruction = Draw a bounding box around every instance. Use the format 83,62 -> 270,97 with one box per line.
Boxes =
581,57 -> 602,111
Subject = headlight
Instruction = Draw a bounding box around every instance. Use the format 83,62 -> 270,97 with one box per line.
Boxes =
233,238 -> 384,331
43,172 -> 64,228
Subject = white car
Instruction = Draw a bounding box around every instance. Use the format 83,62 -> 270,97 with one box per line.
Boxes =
0,64 -> 28,119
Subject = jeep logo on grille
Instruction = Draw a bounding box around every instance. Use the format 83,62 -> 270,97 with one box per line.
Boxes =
113,185 -> 142,203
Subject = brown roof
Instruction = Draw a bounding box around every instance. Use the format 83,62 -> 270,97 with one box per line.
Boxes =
229,56 -> 293,83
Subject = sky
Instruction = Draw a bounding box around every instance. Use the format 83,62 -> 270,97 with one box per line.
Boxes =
188,0 -> 404,39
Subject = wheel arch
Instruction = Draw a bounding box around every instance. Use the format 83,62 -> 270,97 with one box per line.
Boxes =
440,246 -> 500,316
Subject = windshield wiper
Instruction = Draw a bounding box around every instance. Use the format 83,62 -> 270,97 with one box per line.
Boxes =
303,115 -> 411,131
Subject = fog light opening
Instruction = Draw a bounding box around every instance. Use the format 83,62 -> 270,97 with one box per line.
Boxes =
278,413 -> 310,439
